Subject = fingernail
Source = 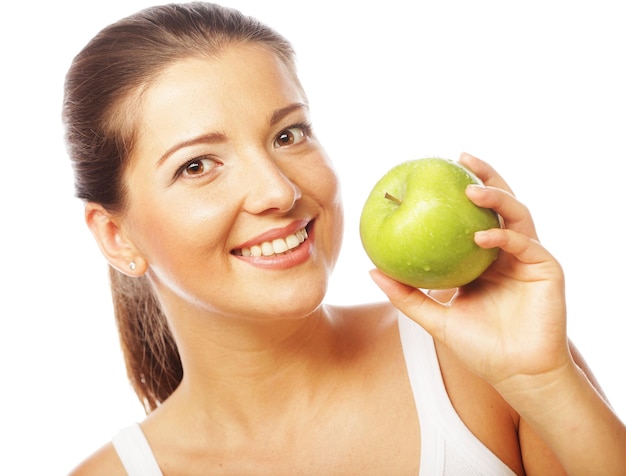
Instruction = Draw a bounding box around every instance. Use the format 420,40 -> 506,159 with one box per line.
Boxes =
474,230 -> 490,241
466,184 -> 487,195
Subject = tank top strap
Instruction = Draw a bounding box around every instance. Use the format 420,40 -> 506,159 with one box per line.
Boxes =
112,423 -> 163,476
398,313 -> 516,476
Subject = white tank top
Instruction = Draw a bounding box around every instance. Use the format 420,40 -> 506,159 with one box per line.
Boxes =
398,314 -> 516,475
112,314 -> 516,475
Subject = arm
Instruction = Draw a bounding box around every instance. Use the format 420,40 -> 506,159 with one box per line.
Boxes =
516,341 -> 625,475
370,153 -> 626,475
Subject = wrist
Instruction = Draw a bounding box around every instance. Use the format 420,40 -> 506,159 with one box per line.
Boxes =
494,359 -> 583,423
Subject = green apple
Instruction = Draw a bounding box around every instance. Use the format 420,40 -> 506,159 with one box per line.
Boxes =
359,157 -> 501,290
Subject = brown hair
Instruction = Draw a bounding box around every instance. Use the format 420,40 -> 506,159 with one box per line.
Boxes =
62,2 -> 297,412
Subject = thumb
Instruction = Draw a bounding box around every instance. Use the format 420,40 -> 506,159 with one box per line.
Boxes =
369,269 -> 450,339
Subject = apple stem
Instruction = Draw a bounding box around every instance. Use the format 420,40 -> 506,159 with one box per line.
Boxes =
384,192 -> 402,205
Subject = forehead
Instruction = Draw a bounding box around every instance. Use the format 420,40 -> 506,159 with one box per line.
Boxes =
129,44 -> 305,156
142,44 -> 303,119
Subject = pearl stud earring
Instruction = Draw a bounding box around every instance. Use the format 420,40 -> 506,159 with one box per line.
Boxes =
129,261 -> 137,271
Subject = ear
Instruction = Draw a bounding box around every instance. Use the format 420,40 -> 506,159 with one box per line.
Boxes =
84,202 -> 147,277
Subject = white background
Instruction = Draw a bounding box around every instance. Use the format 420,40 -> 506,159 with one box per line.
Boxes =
2,1 -> 625,473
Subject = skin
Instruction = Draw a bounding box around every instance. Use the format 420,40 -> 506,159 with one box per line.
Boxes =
73,44 -> 626,475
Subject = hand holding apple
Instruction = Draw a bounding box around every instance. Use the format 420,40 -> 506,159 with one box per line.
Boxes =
366,153 -> 570,409
359,157 -> 501,289
366,155 -> 626,476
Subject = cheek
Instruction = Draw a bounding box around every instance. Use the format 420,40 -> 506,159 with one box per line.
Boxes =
322,161 -> 344,217
313,163 -> 345,252
306,153 -> 342,202
124,190 -> 230,268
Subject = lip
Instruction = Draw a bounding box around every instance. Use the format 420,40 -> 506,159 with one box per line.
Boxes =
232,219 -> 312,251
230,219 -> 315,270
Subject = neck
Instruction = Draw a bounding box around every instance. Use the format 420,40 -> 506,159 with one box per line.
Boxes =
159,304 -> 343,431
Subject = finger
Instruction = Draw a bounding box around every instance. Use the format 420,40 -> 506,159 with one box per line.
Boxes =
459,152 -> 515,196
466,183 -> 538,240
475,228 -> 555,267
369,269 -> 449,340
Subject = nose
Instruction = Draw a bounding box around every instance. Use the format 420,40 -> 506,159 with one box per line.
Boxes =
241,153 -> 302,214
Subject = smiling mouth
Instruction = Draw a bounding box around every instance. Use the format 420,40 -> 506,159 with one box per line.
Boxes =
232,227 -> 309,257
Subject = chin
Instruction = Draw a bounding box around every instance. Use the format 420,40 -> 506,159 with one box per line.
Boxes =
265,283 -> 328,321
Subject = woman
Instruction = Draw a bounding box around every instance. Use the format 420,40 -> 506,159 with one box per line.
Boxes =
63,2 -> 626,475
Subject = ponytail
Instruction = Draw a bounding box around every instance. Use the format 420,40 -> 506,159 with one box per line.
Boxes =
109,267 -> 182,412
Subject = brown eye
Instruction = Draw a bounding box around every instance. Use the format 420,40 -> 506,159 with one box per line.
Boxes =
186,160 -> 205,175
274,125 -> 308,148
174,156 -> 219,181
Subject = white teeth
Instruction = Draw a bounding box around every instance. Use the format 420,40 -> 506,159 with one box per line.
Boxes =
236,227 -> 308,257
285,234 -> 300,249
261,242 -> 274,256
272,238 -> 288,254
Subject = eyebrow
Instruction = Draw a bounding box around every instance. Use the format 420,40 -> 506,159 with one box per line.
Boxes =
155,102 -> 309,167
156,132 -> 227,167
269,102 -> 309,126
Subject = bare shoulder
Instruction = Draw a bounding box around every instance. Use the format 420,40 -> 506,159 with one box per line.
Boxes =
68,442 -> 126,476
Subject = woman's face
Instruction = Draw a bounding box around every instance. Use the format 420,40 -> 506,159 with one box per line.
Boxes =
119,44 -> 343,321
